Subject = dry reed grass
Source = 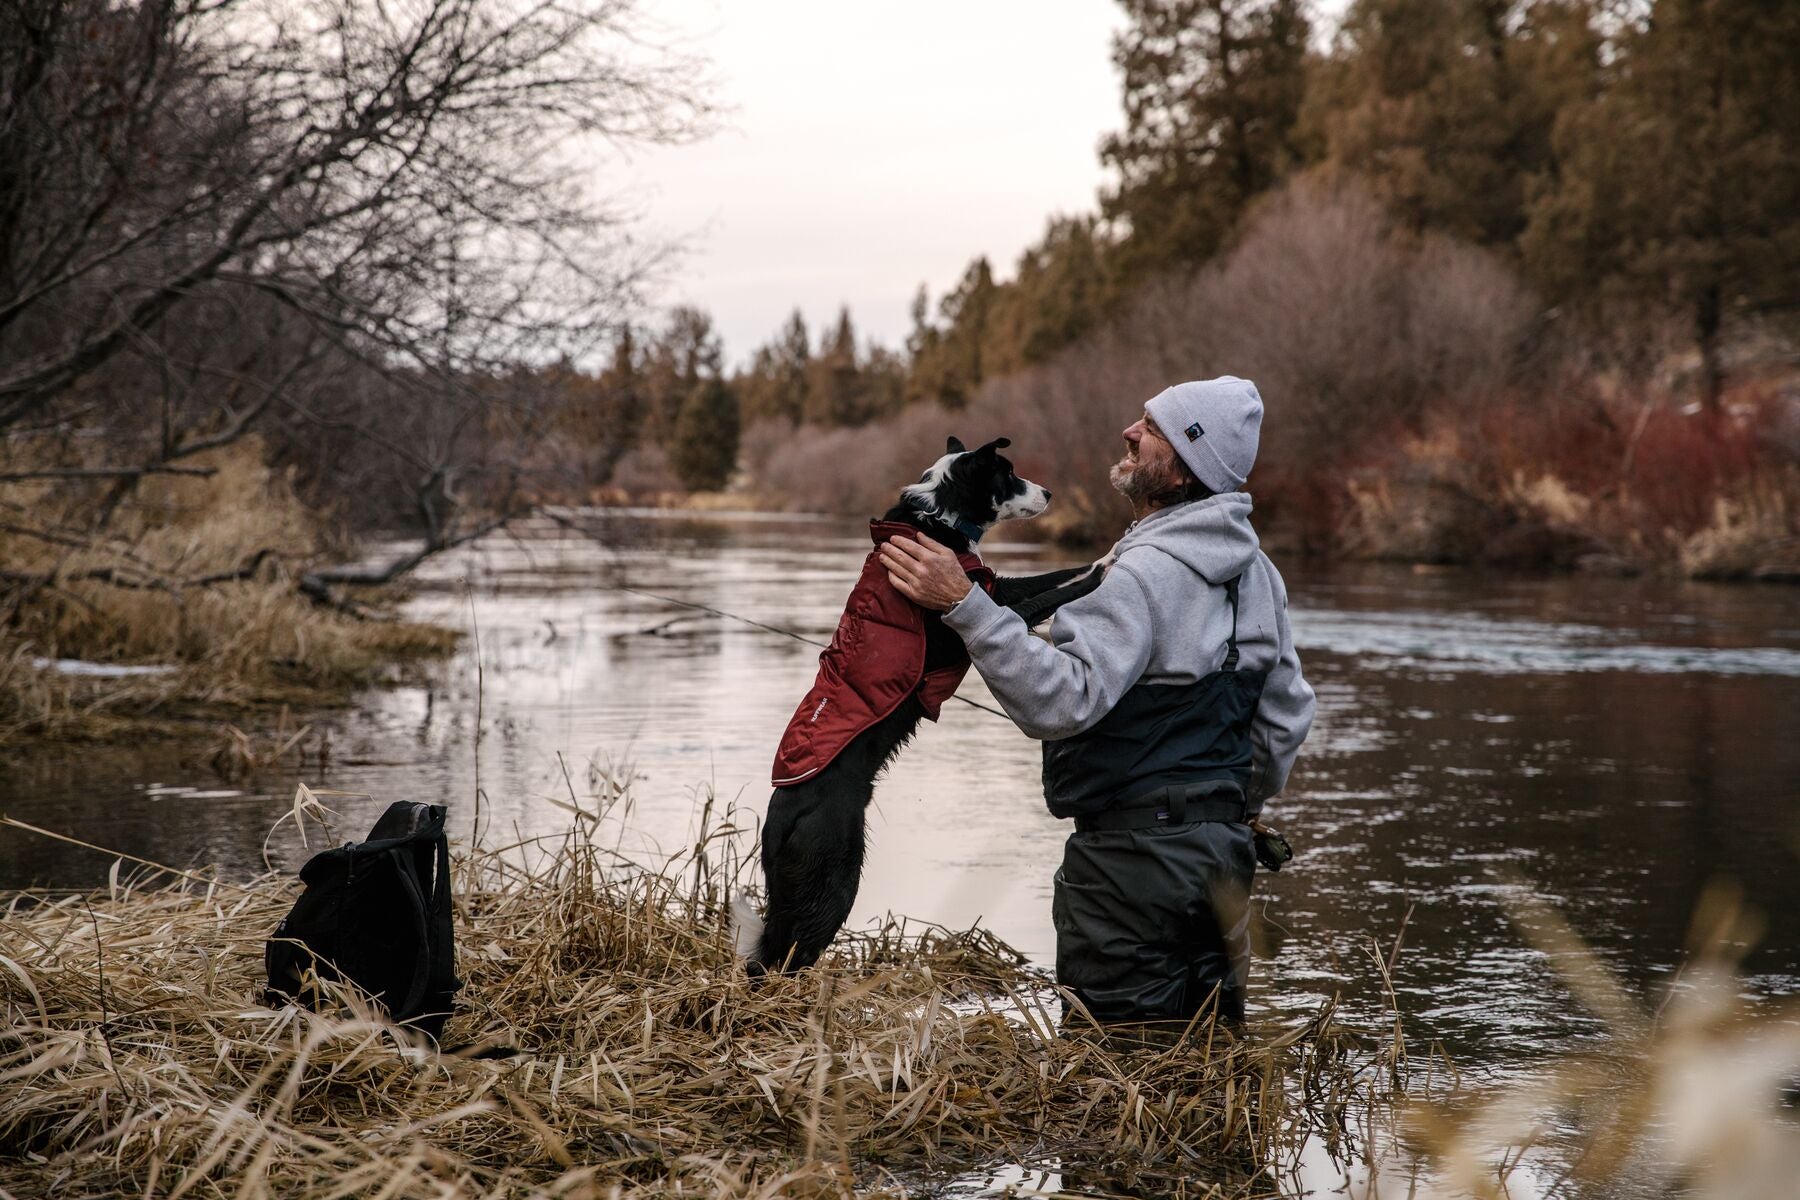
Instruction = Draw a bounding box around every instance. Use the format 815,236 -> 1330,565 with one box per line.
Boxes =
4,793 -> 1793,1198
1404,885 -> 1800,1200
0,440 -> 456,743
1676,472 -> 1799,580
0,800 -> 1382,1199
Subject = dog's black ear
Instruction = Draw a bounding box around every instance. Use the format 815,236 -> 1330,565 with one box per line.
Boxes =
976,437 -> 1010,456
992,437 -> 1012,451
946,436 -> 966,454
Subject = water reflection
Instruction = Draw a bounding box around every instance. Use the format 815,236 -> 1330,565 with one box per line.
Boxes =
2,509 -> 1796,1081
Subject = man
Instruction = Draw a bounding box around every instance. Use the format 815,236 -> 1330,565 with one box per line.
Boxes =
879,376 -> 1314,1027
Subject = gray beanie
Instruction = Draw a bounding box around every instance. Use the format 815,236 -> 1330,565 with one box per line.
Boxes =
1144,376 -> 1263,494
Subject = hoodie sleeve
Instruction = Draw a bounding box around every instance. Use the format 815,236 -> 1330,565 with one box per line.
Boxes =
941,562 -> 1155,741
1247,567 -> 1314,810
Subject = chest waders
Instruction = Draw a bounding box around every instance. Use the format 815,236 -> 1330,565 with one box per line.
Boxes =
1042,577 -> 1267,1027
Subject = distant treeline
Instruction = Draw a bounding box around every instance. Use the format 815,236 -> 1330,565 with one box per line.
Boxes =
4,0 -> 1794,584
561,0 -> 1797,575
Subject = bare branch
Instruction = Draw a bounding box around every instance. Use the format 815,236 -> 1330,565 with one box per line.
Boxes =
0,466 -> 217,483
302,507 -> 526,592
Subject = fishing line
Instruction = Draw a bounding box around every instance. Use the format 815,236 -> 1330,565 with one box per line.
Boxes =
541,510 -> 1013,720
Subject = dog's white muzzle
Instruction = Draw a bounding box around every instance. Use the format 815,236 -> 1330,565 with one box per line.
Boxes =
997,482 -> 1052,522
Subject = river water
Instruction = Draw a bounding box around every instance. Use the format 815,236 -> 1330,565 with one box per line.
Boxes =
4,508 -> 1797,1191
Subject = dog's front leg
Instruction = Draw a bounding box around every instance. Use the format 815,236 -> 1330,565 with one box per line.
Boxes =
1006,569 -> 1104,627
988,564 -> 1092,608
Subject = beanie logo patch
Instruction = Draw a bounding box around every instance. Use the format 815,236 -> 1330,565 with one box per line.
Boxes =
1185,422 -> 1204,441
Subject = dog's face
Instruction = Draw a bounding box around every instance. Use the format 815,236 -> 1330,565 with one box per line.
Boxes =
901,436 -> 1051,531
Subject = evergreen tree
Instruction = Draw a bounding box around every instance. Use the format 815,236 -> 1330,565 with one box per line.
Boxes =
642,306 -> 724,446
860,344 -> 908,422
736,345 -> 782,426
667,375 -> 740,490
593,328 -> 645,483
909,257 -> 997,408
1100,0 -> 1311,281
1521,0 -> 1800,408
1302,0 -> 1598,247
1002,216 -> 1115,365
903,285 -> 943,406
804,307 -> 865,426
738,309 -> 810,425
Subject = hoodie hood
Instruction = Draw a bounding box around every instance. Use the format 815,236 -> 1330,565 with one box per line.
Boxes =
1114,492 -> 1259,585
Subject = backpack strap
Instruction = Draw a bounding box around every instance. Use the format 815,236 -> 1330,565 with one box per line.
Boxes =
424,829 -> 459,1007
389,845 -> 436,1021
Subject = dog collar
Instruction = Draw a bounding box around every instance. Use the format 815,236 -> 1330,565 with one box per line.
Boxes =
953,518 -> 986,543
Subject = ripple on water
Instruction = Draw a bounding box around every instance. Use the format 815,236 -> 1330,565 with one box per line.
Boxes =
1295,607 -> 1800,676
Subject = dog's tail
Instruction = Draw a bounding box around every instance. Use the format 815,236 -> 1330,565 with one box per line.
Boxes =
730,895 -> 766,967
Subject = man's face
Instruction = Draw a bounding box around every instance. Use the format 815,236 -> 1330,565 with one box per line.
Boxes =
1111,409 -> 1181,502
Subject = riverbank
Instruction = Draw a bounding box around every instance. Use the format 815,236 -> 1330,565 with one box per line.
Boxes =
569,381 -> 1800,582
0,442 -> 458,748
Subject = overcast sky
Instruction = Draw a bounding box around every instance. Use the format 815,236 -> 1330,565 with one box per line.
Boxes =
618,2 -> 1346,366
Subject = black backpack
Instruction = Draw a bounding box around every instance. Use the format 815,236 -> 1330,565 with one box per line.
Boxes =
264,801 -> 462,1040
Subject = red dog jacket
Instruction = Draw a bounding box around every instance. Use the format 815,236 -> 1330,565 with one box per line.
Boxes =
772,521 -> 995,787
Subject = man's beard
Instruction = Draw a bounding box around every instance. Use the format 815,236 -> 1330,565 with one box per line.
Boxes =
1110,454 -> 1167,502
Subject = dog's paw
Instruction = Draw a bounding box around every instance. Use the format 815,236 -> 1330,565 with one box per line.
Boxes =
1090,551 -> 1118,575
730,895 -> 765,961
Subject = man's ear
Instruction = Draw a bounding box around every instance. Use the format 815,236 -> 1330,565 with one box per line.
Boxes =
946,436 -> 966,454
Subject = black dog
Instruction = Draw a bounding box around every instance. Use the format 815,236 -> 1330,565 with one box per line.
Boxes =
736,437 -> 1103,974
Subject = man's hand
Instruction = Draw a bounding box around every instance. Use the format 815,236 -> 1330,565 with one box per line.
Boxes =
879,535 -> 974,611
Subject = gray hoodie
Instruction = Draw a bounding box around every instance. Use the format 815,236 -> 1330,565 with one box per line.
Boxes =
943,492 -> 1315,814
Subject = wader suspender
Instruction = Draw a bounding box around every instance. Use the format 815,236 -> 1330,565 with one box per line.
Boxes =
1064,574 -> 1257,832
1221,576 -> 1241,672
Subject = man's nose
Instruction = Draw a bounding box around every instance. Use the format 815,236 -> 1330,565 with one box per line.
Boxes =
1123,418 -> 1143,442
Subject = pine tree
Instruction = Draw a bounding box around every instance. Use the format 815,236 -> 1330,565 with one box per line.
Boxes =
1100,0 -> 1311,280
593,328 -> 645,483
1303,0 -> 1599,248
642,306 -> 724,446
909,257 -> 997,408
1522,0 -> 1800,408
1004,216 -> 1114,365
860,345 -> 908,423
738,309 -> 810,425
667,376 -> 740,490
804,307 -> 864,426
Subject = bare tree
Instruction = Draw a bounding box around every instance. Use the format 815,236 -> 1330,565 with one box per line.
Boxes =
0,0 -> 711,602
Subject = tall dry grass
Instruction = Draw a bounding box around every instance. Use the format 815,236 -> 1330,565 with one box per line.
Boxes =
1405,884 -> 1800,1200
0,439 -> 456,742
1678,474 -> 1799,579
3,792 -> 1793,1197
0,799 -> 1379,1199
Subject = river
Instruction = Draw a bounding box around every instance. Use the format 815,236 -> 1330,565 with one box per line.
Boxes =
3,507 -> 1797,1192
